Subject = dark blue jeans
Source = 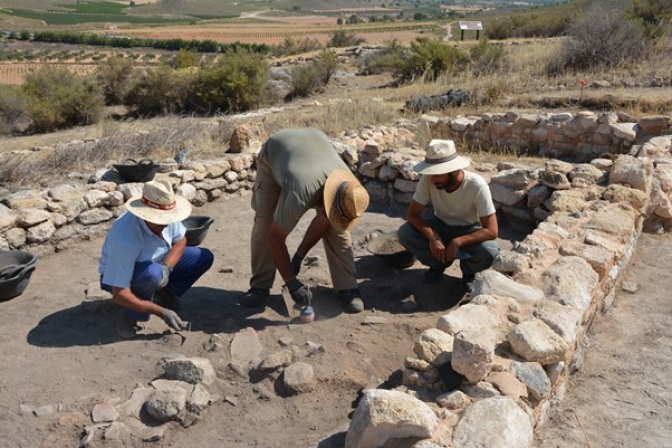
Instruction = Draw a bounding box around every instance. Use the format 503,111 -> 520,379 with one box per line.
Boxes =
101,246 -> 214,321
397,217 -> 499,277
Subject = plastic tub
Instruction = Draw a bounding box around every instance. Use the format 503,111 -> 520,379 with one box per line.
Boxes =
0,250 -> 38,302
366,231 -> 416,269
112,158 -> 158,183
182,216 -> 215,247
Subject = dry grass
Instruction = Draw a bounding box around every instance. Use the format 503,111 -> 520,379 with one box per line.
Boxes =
0,116 -> 223,189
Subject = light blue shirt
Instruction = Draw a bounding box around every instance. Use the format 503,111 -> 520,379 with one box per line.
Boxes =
98,212 -> 186,289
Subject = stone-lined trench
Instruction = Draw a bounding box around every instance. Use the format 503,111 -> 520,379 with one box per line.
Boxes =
1,111 -> 670,447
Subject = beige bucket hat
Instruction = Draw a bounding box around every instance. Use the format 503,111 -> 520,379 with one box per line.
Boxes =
125,179 -> 192,225
323,169 -> 370,232
413,139 -> 470,175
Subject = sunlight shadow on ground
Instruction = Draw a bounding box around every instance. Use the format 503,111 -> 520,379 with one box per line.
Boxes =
27,303 -> 163,347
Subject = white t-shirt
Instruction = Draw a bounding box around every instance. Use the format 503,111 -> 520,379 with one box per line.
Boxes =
413,170 -> 496,226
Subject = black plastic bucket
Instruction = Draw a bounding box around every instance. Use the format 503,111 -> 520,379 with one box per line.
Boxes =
182,216 -> 215,247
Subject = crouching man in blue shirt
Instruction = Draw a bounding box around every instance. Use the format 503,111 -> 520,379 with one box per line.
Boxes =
99,179 -> 214,339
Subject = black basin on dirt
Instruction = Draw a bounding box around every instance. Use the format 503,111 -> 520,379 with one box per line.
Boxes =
366,231 -> 416,269
0,249 -> 38,302
112,158 -> 158,183
182,216 -> 215,247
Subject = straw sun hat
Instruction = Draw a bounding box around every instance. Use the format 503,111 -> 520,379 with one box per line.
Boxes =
412,139 -> 470,175
323,169 -> 370,232
125,179 -> 192,226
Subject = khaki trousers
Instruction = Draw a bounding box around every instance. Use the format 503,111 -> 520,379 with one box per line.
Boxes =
250,150 -> 358,291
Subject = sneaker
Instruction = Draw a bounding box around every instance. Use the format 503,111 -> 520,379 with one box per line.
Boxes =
155,289 -> 181,311
339,289 -> 364,313
117,312 -> 141,339
241,288 -> 270,307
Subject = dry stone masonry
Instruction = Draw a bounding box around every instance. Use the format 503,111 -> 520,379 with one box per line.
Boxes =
3,111 -> 672,447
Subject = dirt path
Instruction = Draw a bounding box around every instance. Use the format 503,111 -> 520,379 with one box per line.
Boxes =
536,233 -> 672,448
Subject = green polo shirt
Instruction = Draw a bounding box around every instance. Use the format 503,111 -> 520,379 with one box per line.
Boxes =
265,128 -> 349,232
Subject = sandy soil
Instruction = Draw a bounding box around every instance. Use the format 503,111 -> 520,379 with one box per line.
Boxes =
0,192 -> 528,448
535,233 -> 672,448
4,180 -> 670,447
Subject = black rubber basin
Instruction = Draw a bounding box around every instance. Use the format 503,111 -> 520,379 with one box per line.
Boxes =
366,231 -> 416,269
112,158 -> 158,183
0,250 -> 38,302
182,216 -> 215,247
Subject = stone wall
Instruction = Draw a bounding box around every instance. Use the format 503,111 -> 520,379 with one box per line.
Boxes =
1,112 -> 671,447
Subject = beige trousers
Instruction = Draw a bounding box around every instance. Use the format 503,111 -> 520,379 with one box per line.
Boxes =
249,150 -> 358,291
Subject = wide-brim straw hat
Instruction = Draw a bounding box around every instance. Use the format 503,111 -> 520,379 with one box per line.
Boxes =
125,179 -> 192,226
323,169 -> 370,232
413,139 -> 470,175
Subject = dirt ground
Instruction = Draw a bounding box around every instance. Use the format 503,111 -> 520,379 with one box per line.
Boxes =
2,182 -> 671,447
0,192 -> 528,448
535,232 -> 672,448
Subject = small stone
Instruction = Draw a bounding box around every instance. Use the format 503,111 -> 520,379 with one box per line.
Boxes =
19,404 -> 34,415
145,389 -> 187,421
363,315 -> 388,325
103,421 -> 130,440
283,362 -> 316,395
224,395 -> 238,406
621,281 -> 638,293
33,405 -> 56,417
91,402 -> 119,423
304,341 -> 325,356
278,336 -> 294,346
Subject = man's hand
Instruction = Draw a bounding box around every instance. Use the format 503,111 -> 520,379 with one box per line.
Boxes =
430,236 -> 445,262
286,278 -> 312,307
159,263 -> 172,289
161,308 -> 187,331
291,252 -> 305,275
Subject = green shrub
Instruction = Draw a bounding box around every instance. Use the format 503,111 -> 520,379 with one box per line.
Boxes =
486,19 -> 514,40
327,29 -> 365,48
394,37 -> 469,83
96,56 -> 135,105
469,40 -> 509,76
0,85 -> 25,134
629,0 -> 672,40
270,36 -> 322,57
191,49 -> 269,114
123,50 -> 269,116
174,49 -> 198,68
359,38 -> 405,75
123,66 -> 197,117
549,1 -> 653,73
286,50 -> 339,100
315,49 -> 339,84
286,63 -> 321,100
21,66 -> 104,133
